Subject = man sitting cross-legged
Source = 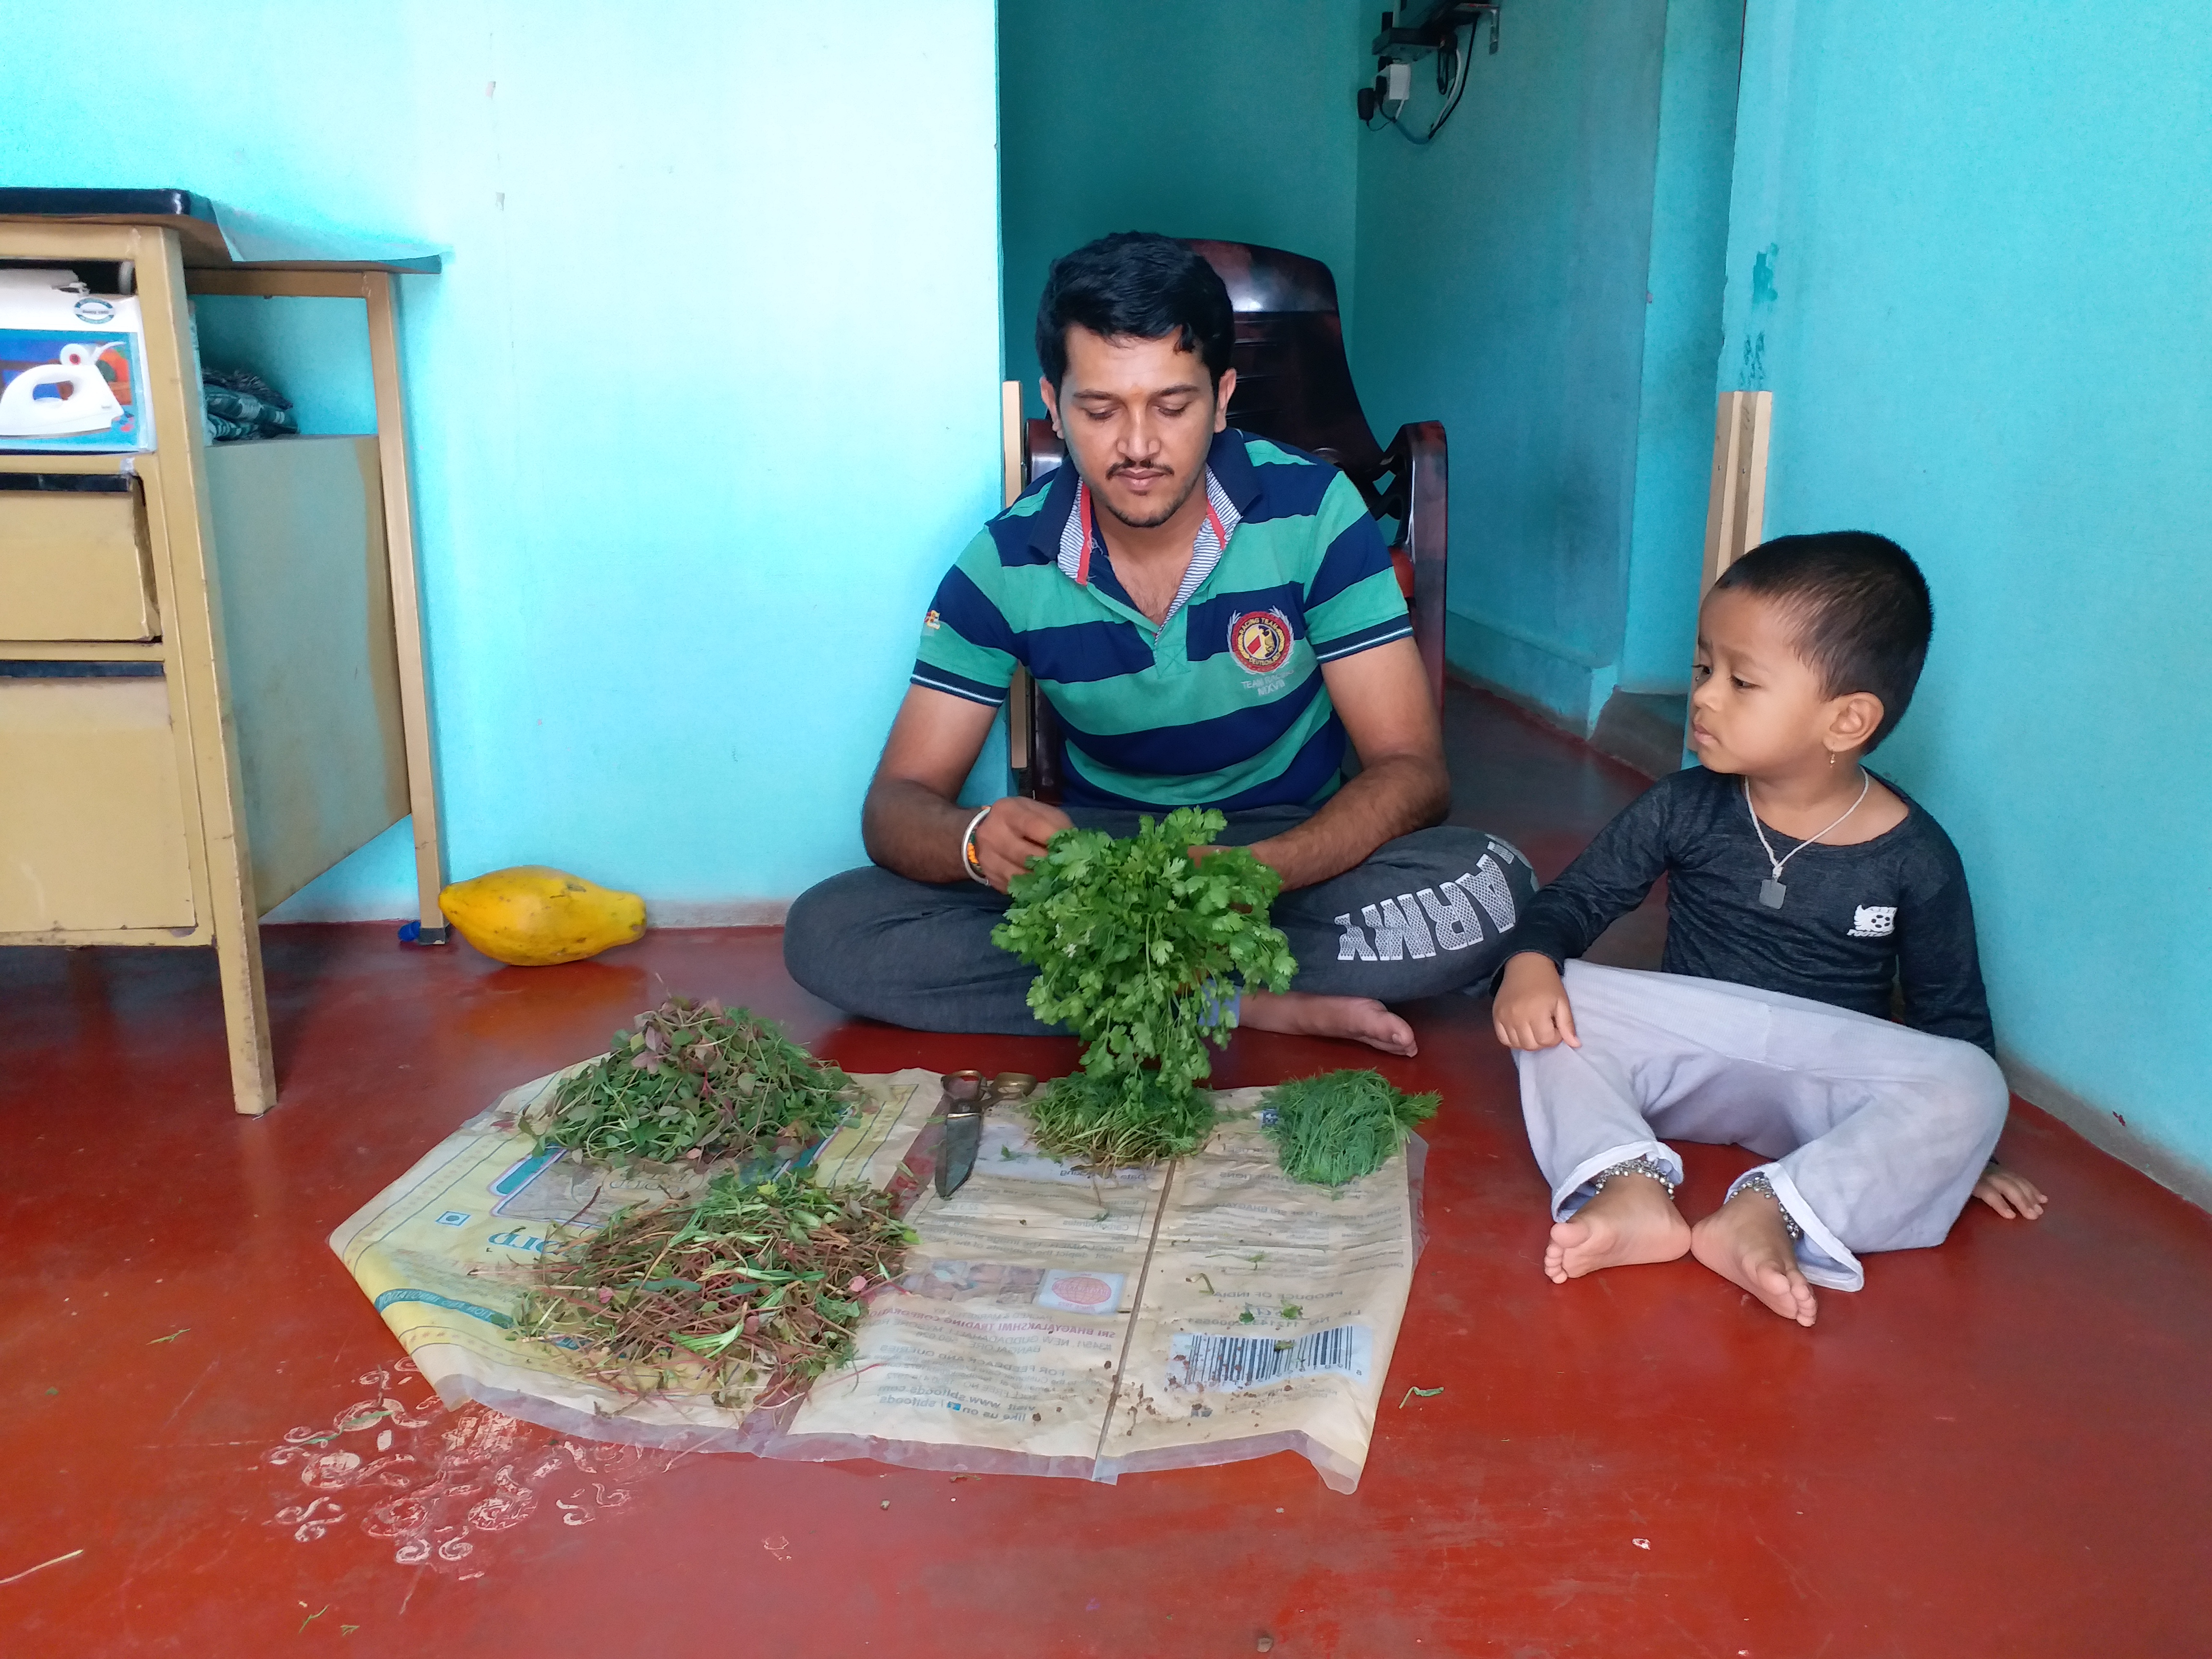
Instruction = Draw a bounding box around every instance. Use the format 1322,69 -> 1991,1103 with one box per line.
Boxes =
785,232 -> 1536,1052
1492,532 -> 2046,1326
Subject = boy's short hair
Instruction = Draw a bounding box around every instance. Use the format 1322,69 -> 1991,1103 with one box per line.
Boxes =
1715,531 -> 1933,749
1035,232 -> 1234,392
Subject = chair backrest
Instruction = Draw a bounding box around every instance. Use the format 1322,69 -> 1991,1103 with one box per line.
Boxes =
1013,240 -> 1449,800
1182,240 -> 1387,477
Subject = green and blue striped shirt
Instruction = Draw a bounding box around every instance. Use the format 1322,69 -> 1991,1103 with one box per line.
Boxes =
913,429 -> 1411,811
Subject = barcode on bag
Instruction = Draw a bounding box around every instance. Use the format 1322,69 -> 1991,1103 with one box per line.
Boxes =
1166,1325 -> 1372,1393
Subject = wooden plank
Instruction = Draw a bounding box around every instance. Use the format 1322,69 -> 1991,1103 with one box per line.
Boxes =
128,450 -> 215,926
133,227 -> 278,1116
1700,390 -> 1774,592
204,437 -> 408,914
0,222 -> 139,262
1000,380 -> 1024,508
0,455 -> 132,476
187,270 -> 370,300
0,639 -> 166,662
1740,390 -> 1772,559
0,678 -> 196,931
0,925 -> 210,947
1701,394 -> 1746,591
363,272 -> 447,936
1001,381 -> 1031,776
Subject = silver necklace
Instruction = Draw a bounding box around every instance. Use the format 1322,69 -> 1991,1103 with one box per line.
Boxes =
1744,769 -> 1870,909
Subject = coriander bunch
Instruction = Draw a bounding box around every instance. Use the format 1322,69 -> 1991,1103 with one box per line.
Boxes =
992,808 -> 1296,1165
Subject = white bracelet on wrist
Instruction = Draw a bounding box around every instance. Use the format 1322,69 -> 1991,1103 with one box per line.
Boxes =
961,805 -> 994,886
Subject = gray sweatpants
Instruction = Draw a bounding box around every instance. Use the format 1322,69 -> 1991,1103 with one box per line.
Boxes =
783,807 -> 1538,1034
1517,962 -> 2009,1291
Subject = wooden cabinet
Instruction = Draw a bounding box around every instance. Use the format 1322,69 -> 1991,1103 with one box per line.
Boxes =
0,204 -> 445,1115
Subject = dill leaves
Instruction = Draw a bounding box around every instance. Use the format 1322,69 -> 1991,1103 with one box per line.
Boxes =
524,996 -> 856,1169
992,808 -> 1297,1168
1263,1070 -> 1439,1187
513,1171 -> 913,1408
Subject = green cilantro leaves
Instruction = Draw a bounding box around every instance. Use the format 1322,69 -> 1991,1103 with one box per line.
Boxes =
992,807 -> 1296,1165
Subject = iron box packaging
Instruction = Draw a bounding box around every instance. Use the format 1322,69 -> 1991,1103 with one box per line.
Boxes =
0,268 -> 154,452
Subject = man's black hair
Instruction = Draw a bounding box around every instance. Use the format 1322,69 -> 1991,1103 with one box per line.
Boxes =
1714,531 -> 1934,749
1034,232 -> 1234,390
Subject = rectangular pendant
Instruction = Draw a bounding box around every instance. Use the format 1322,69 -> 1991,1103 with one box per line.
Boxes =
1760,879 -> 1788,909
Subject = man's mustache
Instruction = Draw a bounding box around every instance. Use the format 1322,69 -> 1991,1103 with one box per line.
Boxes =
1107,459 -> 1173,479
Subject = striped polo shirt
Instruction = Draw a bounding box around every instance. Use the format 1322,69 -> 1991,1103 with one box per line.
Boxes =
911,428 -> 1412,811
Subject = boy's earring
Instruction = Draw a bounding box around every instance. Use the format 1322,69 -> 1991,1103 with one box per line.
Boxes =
1828,750 -> 1837,767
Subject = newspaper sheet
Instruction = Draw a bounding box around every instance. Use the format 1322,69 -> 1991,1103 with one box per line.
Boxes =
332,1073 -> 1422,1491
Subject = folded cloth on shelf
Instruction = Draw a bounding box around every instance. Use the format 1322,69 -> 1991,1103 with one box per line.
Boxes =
202,366 -> 298,442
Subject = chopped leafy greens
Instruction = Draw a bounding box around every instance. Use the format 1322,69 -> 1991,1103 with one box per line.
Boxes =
514,1170 -> 911,1407
524,996 -> 855,1168
1262,1069 -> 1439,1187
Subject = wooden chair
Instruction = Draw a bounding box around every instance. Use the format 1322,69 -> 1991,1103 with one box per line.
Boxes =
1011,240 -> 1447,802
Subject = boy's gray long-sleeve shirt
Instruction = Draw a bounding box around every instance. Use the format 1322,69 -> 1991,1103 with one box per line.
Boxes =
1510,766 -> 1996,1054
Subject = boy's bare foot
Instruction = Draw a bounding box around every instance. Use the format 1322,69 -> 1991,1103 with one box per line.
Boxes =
1690,1189 -> 1818,1326
1240,991 -> 1417,1056
1543,1172 -> 1691,1283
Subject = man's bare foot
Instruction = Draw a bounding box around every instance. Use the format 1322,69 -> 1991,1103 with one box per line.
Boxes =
1543,1173 -> 1691,1283
1690,1190 -> 1818,1326
1239,990 -> 1417,1056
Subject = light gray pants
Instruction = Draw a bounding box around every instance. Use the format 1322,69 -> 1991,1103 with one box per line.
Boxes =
1516,962 -> 2009,1291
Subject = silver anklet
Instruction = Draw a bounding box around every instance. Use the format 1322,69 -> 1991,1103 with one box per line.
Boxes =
1593,1155 -> 1677,1200
1736,1172 -> 1803,1241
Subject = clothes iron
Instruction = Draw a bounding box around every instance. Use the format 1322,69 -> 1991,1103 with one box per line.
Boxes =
0,343 -> 124,438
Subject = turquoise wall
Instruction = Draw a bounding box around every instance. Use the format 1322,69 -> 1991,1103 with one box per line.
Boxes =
1001,1 -> 1737,725
1719,1 -> 2212,1170
1350,0 -> 1672,731
1,1 -> 1005,923
1617,0 -> 1741,693
998,0 -> 1363,418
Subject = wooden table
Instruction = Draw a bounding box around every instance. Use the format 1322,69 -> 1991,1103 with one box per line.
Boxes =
0,191 -> 445,1114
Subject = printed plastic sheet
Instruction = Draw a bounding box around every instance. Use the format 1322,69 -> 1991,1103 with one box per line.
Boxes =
332,1072 -> 1424,1491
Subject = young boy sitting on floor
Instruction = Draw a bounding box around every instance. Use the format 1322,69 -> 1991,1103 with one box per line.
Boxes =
1491,532 -> 2046,1327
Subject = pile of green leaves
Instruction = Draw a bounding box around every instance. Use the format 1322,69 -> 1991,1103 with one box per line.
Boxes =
992,807 -> 1297,1168
1262,1070 -> 1439,1187
524,996 -> 856,1169
514,1170 -> 913,1408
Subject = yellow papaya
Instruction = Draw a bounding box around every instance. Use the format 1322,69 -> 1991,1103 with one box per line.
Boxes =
438,866 -> 646,966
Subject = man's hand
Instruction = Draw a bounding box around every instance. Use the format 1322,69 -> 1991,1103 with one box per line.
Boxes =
970,796 -> 1072,891
1492,953 -> 1579,1050
1971,1161 -> 2048,1220
863,686 -> 1014,885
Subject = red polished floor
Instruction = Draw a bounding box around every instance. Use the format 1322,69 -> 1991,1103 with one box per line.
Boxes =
4,689 -> 2208,1657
